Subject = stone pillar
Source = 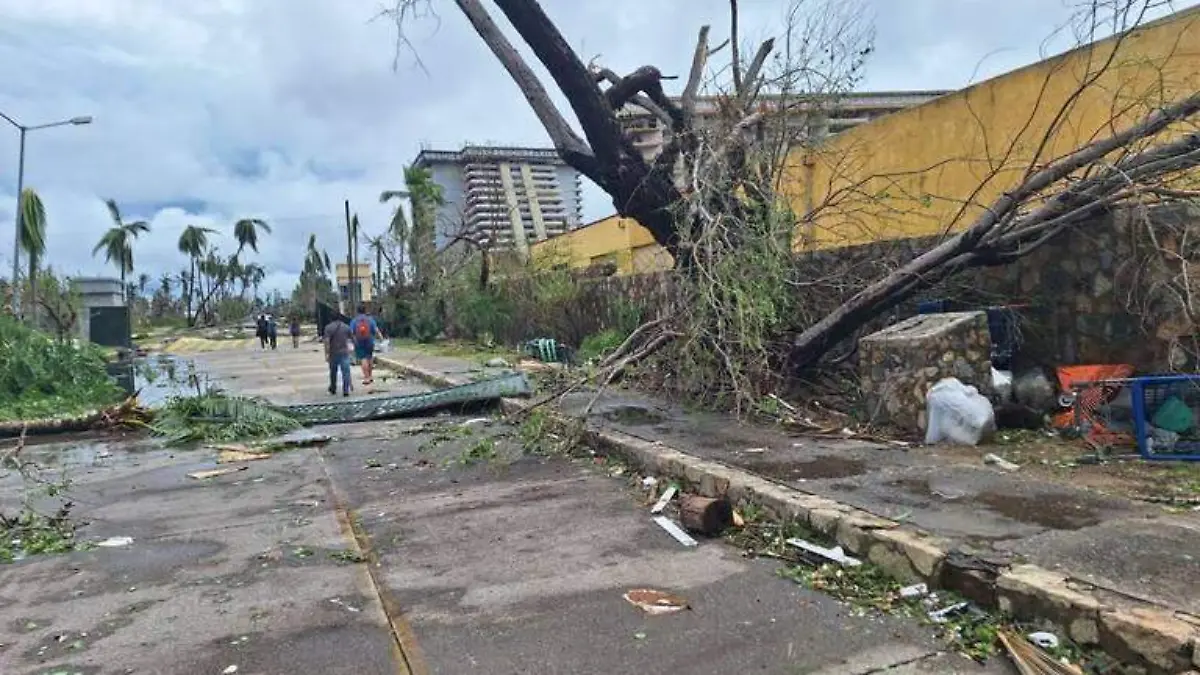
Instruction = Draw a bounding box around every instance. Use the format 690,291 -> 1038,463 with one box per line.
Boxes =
859,311 -> 993,433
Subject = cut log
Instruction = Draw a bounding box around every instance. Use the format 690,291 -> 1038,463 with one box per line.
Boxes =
678,495 -> 733,536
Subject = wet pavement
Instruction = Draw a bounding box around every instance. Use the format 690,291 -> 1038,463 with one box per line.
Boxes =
0,344 -> 1015,674
392,349 -> 1200,624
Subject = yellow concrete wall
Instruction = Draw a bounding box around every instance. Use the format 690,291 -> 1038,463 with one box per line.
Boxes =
530,214 -> 673,275
788,7 -> 1200,250
530,8 -> 1200,271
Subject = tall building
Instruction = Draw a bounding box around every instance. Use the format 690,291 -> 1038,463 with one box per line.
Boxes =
413,145 -> 585,255
619,90 -> 951,161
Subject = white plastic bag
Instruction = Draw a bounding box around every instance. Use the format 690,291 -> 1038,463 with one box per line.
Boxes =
991,368 -> 1013,403
376,339 -> 391,354
924,377 -> 996,446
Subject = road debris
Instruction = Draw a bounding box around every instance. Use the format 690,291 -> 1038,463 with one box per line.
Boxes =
1027,631 -> 1060,650
188,466 -> 248,480
96,536 -> 133,548
623,588 -> 689,615
983,453 -> 1021,471
641,476 -> 658,488
222,666 -> 239,675
216,446 -> 271,463
898,582 -> 928,599
998,628 -> 1083,674
652,516 -> 699,547
650,485 -> 677,514
679,495 -> 733,536
927,601 -> 971,623
785,537 -> 862,567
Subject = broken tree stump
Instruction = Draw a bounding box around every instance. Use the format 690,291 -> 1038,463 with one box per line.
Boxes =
678,495 -> 733,536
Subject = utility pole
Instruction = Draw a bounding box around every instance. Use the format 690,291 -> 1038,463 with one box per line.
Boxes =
344,199 -> 354,313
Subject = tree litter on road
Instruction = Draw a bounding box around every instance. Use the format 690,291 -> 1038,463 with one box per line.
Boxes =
623,588 -> 690,615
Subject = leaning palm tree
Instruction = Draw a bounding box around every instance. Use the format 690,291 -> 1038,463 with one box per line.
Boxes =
93,199 -> 150,305
17,188 -> 47,321
403,166 -> 445,288
178,224 -> 215,324
233,218 -> 271,256
379,190 -> 410,286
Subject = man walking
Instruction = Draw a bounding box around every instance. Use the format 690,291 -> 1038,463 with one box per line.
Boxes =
267,314 -> 278,350
323,315 -> 353,397
289,316 -> 301,348
255,314 -> 268,349
349,303 -> 384,386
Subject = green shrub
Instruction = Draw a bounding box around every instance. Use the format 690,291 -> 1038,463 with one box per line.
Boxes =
578,328 -> 627,363
0,315 -> 124,421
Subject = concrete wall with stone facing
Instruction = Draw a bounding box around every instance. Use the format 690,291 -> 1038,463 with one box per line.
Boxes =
859,311 -> 994,432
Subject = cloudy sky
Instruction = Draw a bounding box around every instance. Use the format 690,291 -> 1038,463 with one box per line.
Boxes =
0,0 -> 1191,294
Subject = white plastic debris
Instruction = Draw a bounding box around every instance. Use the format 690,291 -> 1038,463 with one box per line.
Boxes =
924,378 -> 996,446
785,538 -> 862,567
1027,631 -> 1059,649
222,666 -> 239,675
641,476 -> 658,488
899,583 -> 929,599
991,368 -> 1013,403
96,536 -> 134,548
983,453 -> 1021,471
652,516 -> 698,547
928,601 -> 970,623
650,486 -> 677,514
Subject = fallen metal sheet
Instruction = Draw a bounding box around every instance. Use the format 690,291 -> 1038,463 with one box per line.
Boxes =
653,516 -> 698,547
650,485 -> 677,514
785,537 -> 862,567
277,372 -> 532,426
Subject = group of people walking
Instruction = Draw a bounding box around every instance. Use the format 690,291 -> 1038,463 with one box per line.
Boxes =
255,314 -> 302,350
322,303 -> 385,397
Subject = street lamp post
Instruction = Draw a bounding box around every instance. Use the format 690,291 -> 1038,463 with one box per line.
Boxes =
0,112 -> 93,315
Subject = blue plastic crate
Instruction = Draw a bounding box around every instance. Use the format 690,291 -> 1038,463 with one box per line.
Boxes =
1129,374 -> 1200,461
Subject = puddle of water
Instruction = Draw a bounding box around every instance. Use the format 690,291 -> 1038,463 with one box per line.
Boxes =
602,405 -> 666,426
744,455 -> 867,480
973,491 -> 1102,530
131,355 -> 215,407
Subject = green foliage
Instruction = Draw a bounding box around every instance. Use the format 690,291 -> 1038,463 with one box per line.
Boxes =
578,329 -> 626,363
0,505 -> 83,564
0,315 -> 123,421
150,392 -> 302,445
672,203 -> 799,414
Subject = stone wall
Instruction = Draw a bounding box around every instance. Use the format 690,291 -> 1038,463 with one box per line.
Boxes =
449,204 -> 1200,375
859,311 -> 994,432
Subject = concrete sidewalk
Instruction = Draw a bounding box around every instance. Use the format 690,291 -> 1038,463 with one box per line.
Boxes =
378,348 -> 1200,673
1,344 -> 1014,674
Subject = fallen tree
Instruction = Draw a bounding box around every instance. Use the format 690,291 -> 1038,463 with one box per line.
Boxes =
386,0 -> 1200,412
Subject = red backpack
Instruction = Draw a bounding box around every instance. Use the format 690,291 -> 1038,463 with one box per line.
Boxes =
354,318 -> 371,340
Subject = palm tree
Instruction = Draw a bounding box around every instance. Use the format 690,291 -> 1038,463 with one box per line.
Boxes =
233,218 -> 271,256
136,273 -> 150,298
93,199 -> 150,305
17,188 -> 47,321
403,166 -> 445,288
379,190 -> 410,286
303,234 -> 331,276
178,224 -> 215,324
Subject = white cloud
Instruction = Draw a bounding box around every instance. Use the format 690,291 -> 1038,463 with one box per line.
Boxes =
0,0 -> 1192,293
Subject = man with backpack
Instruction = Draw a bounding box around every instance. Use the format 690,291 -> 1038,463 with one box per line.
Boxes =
350,303 -> 384,385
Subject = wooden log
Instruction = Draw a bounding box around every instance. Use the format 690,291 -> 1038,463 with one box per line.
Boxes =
678,494 -> 733,536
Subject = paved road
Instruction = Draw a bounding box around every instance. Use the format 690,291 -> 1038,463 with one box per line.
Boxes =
0,345 -> 1014,674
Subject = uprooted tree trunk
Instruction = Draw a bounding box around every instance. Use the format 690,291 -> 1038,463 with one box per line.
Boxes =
389,0 -> 1200,391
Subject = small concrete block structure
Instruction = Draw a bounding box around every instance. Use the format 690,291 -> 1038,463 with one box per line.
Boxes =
74,277 -> 126,344
859,311 -> 993,433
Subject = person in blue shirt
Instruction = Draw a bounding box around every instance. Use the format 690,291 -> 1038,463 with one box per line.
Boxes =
349,303 -> 384,385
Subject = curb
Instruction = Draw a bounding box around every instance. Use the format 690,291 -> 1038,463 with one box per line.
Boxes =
378,355 -> 1200,674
